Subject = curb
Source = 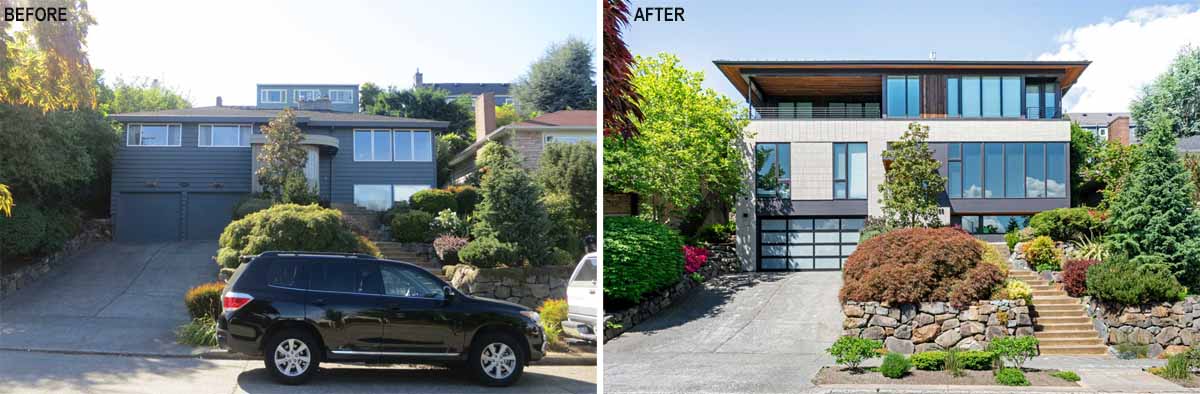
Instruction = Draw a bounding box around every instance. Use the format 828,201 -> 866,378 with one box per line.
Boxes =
1,346 -> 595,366
0,347 -> 205,359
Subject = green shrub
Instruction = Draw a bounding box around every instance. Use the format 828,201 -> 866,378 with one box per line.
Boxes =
280,172 -> 318,205
458,237 -> 520,268
184,282 -> 224,320
910,351 -> 945,370
1086,256 -> 1186,305
447,185 -> 482,217
1029,207 -> 1104,241
879,353 -> 910,379
978,239 -> 1008,275
472,167 -> 556,266
41,207 -> 80,254
826,336 -> 882,372
410,189 -> 457,214
690,222 -> 736,245
1025,236 -> 1063,272
1051,370 -> 1081,382
988,336 -> 1039,369
541,247 -> 573,266
995,368 -> 1030,386
958,350 -> 995,370
537,298 -> 569,345
1005,230 -> 1020,253
232,197 -> 273,220
380,201 -> 411,226
603,216 -> 684,303
391,211 -> 435,243
0,203 -> 47,257
841,227 -> 1003,307
175,317 -> 217,347
993,279 -> 1032,303
430,209 -> 468,237
216,204 -> 379,269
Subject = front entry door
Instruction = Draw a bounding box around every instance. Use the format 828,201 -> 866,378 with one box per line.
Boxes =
376,263 -> 458,355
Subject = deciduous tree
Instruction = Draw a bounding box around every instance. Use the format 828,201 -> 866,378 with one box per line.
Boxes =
603,0 -> 642,139
362,86 -> 472,138
255,109 -> 307,200
0,0 -> 97,112
878,122 -> 946,228
1131,46 -> 1200,138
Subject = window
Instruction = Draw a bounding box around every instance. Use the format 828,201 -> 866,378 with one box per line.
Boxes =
393,185 -> 428,204
759,217 -> 863,270
947,77 -> 960,117
393,130 -> 433,161
962,143 -> 982,198
572,257 -> 597,284
949,76 -> 1022,118
545,134 -> 598,144
946,142 -> 1068,199
948,143 -> 962,198
1026,143 -> 1045,197
1046,142 -> 1067,198
957,215 -> 1031,234
309,261 -> 381,295
755,143 -> 790,198
260,89 -> 285,103
961,76 -> 981,117
886,76 -> 919,118
380,264 -> 443,299
1043,83 -> 1058,119
1002,77 -> 1021,118
267,260 -> 306,289
1025,84 -> 1041,119
328,89 -> 353,104
984,143 -> 1004,198
834,143 -> 867,199
354,185 -> 393,211
1005,143 -> 1025,198
354,129 -> 392,161
127,124 -> 181,146
199,124 -> 251,147
294,89 -> 320,102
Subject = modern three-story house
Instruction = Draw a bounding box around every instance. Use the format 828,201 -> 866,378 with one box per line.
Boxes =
109,84 -> 447,242
716,60 -> 1090,271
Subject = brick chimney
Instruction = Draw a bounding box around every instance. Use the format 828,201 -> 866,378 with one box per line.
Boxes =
1108,116 -> 1131,145
216,96 -> 223,107
475,92 -> 496,143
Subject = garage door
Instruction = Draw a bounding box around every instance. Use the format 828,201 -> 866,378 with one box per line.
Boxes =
758,217 -> 864,271
185,193 -> 243,240
116,192 -> 182,243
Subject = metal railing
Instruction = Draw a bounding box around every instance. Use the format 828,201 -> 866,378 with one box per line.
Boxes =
750,105 -> 882,120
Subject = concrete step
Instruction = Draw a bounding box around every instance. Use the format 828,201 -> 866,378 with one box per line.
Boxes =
1033,304 -> 1086,312
1032,297 -> 1080,305
1038,345 -> 1108,355
1036,330 -> 1104,339
1037,337 -> 1104,346
1036,323 -> 1095,331
1037,316 -> 1091,324
1035,310 -> 1089,318
1033,290 -> 1068,297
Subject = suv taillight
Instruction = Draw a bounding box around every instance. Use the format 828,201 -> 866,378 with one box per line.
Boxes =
223,292 -> 254,313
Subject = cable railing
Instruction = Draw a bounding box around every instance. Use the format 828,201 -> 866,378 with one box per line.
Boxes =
750,105 -> 883,120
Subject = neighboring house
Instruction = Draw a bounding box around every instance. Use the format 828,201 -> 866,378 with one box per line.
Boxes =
109,84 -> 447,242
413,69 -> 514,107
716,59 -> 1089,271
448,93 -> 595,183
1066,112 -> 1137,145
1179,135 -> 1200,154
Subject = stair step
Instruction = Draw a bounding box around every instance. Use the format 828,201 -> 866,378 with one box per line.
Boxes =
1033,297 -> 1080,305
1036,323 -> 1095,331
1033,290 -> 1068,297
1038,345 -> 1108,355
1036,330 -> 1103,339
1037,337 -> 1104,346
1035,310 -> 1089,318
1037,316 -> 1092,324
1033,304 -> 1086,312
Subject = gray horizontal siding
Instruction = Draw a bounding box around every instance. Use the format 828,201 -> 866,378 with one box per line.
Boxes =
328,127 -> 437,204
112,123 -> 253,194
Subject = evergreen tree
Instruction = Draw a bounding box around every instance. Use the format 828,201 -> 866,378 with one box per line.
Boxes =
878,122 -> 946,228
471,166 -> 558,265
1106,115 -> 1200,287
512,38 -> 596,113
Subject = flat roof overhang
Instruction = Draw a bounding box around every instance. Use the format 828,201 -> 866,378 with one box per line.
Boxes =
714,60 -> 1091,101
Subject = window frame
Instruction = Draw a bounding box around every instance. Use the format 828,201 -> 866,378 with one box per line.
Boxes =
353,129 -> 393,162
355,129 -> 433,162
260,89 -> 286,104
328,89 -> 354,104
885,75 -> 920,118
197,124 -> 252,148
945,75 -> 1027,119
125,123 -> 183,147
757,216 -> 865,271
393,129 -> 434,162
294,89 -> 321,102
833,142 -> 867,200
755,142 -> 791,199
944,141 -> 1068,200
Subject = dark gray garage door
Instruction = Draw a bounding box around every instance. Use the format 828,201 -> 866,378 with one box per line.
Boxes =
185,193 -> 242,240
758,216 -> 865,271
116,192 -> 182,242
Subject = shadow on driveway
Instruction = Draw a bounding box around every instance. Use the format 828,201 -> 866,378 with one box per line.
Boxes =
622,272 -> 792,336
235,364 -> 596,394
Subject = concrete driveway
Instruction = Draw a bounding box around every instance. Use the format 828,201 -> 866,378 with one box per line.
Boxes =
604,272 -> 843,393
0,241 -> 217,356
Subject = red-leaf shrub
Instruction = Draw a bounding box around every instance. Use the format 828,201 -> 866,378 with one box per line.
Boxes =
1062,259 -> 1098,297
684,245 -> 709,273
841,227 -> 1002,307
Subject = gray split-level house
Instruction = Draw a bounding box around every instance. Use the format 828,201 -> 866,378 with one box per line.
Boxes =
719,60 -> 1090,272
109,84 -> 447,242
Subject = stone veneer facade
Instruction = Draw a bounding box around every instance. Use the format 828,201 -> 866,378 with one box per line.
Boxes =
843,299 -> 1035,354
1084,296 -> 1200,358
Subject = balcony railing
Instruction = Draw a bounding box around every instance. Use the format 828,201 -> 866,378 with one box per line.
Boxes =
750,105 -> 882,120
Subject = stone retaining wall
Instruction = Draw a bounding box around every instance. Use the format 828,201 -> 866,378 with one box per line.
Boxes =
1084,296 -> 1200,357
843,299 -> 1035,354
444,264 -> 574,308
603,243 -> 741,342
1,219 -> 111,298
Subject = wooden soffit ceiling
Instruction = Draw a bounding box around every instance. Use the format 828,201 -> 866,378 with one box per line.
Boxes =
752,75 -> 881,97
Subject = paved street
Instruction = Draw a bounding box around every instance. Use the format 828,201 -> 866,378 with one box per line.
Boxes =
604,272 -> 844,393
0,241 -> 215,356
0,350 -> 596,394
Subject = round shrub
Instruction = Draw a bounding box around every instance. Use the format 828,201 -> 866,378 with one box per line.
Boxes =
827,336 -> 882,371
1087,255 -> 1186,305
391,210 -> 435,243
603,216 -> 684,304
879,353 -> 911,379
433,235 -> 468,264
41,207 -> 81,254
184,282 -> 224,320
232,197 -> 273,220
978,239 -> 1008,275
1029,207 -> 1104,242
409,189 -> 457,214
690,223 -> 735,245
910,351 -> 945,371
448,185 -> 482,216
540,247 -> 573,266
993,279 -> 1032,303
1062,259 -> 1099,297
958,350 -> 996,370
216,204 -> 380,269
0,204 -> 47,257
841,227 -> 1002,306
537,298 -> 569,344
995,368 -> 1029,386
458,237 -> 520,268
1025,236 -> 1063,272
1005,231 -> 1021,253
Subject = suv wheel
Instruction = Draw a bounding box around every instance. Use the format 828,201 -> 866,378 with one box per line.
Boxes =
469,333 -> 525,386
264,330 -> 320,385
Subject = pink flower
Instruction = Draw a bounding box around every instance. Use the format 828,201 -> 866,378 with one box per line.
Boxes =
683,245 -> 709,274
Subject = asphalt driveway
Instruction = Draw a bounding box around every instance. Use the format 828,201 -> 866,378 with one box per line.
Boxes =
604,272 -> 843,393
0,241 -> 217,356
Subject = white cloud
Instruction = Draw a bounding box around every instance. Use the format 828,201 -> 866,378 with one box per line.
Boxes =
1038,4 -> 1200,112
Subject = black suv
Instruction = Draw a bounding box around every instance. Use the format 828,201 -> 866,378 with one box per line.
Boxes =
216,252 -> 546,386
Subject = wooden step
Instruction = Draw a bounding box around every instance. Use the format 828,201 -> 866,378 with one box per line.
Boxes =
1036,323 -> 1095,331
1037,316 -> 1091,324
1036,330 -> 1104,339
1038,345 -> 1108,355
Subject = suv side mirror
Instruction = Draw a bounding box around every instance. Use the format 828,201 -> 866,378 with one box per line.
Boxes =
442,286 -> 455,304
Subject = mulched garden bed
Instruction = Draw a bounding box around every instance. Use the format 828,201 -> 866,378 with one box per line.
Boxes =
813,366 -> 1079,387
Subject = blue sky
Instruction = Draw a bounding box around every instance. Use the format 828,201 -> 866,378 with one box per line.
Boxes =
625,1 -> 1200,112
88,0 -> 597,106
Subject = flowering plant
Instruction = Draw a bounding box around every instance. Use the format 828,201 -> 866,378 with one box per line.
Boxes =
683,245 -> 709,273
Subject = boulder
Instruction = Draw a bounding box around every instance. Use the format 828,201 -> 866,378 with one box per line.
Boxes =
843,304 -> 864,318
869,315 -> 899,328
843,318 -> 867,329
862,326 -> 885,340
940,319 -> 961,332
1162,345 -> 1192,358
915,343 -> 943,353
920,302 -> 946,315
899,304 -> 917,323
979,303 -> 997,315
960,321 -> 985,336
913,324 -> 940,344
956,337 -> 984,351
885,337 -> 915,354
1015,326 -> 1035,336
913,313 -> 935,327
1149,344 -> 1165,359
1153,306 -> 1170,318
935,330 -> 962,349
1157,327 -> 1181,346
894,325 -> 913,340
985,325 -> 1007,340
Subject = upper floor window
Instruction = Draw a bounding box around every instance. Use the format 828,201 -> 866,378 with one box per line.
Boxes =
127,124 -> 181,147
1025,82 -> 1059,119
946,142 -> 1067,199
393,130 -> 433,162
199,124 -> 251,147
328,89 -> 354,104
834,143 -> 867,199
260,89 -> 286,104
755,143 -> 790,199
886,76 -> 920,118
294,89 -> 320,102
948,76 -> 1022,118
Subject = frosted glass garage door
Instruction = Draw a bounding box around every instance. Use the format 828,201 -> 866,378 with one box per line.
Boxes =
759,217 -> 864,271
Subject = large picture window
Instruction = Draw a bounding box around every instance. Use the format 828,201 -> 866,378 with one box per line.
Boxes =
354,129 -> 392,161
199,124 -> 251,147
946,142 -> 1068,199
393,130 -> 433,162
833,143 -> 867,199
946,76 -> 1022,118
127,124 -> 182,147
356,129 -> 433,162
886,76 -> 920,118
755,143 -> 790,199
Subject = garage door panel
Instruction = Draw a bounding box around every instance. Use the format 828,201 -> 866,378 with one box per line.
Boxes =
185,193 -> 243,240
116,193 -> 181,243
759,216 -> 864,271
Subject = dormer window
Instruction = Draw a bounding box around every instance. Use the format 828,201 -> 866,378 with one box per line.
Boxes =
260,89 -> 286,104
295,89 -> 320,102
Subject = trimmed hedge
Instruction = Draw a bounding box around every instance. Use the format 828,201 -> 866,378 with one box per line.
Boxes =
1029,207 -> 1104,242
841,227 -> 1003,306
603,216 -> 684,303
459,236 -> 520,268
1087,255 -> 1186,304
409,189 -> 457,214
391,211 -> 435,243
184,282 -> 224,320
216,204 -> 379,269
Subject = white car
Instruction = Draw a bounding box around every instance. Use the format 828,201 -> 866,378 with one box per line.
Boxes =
561,252 -> 598,342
